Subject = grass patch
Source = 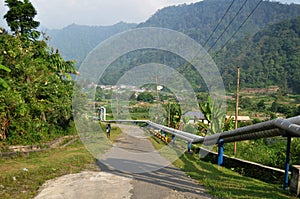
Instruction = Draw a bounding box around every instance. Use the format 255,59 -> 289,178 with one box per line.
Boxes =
148,133 -> 166,150
0,120 -> 124,199
150,137 -> 297,199
0,140 -> 96,199
99,122 -> 122,141
148,133 -> 187,162
173,153 -> 295,199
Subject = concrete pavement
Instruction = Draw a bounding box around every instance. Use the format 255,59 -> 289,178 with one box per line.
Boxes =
35,124 -> 211,199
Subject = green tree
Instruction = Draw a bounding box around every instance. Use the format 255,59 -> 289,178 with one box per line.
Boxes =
270,101 -> 279,112
137,92 -> 154,103
0,30 -> 76,144
4,0 -> 40,39
256,100 -> 266,110
0,0 -> 79,145
239,97 -> 253,109
164,102 -> 181,129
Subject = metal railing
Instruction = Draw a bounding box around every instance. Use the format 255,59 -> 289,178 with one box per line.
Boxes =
105,116 -> 300,145
194,116 -> 300,145
104,115 -> 300,190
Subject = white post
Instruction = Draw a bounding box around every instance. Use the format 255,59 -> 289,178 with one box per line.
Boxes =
99,107 -> 106,121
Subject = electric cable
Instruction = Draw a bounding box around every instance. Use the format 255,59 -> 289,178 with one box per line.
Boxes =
219,0 -> 263,51
204,0 -> 236,47
207,0 -> 248,52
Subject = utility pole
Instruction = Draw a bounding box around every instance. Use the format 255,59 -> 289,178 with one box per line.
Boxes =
116,92 -> 119,117
168,103 -> 170,127
155,75 -> 160,123
150,75 -> 161,123
234,67 -> 240,155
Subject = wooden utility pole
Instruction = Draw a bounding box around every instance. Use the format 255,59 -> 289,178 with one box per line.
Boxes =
150,75 -> 161,123
155,76 -> 160,123
116,92 -> 119,117
168,103 -> 171,127
234,67 -> 240,155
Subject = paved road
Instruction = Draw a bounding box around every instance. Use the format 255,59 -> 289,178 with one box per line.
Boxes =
35,124 -> 211,199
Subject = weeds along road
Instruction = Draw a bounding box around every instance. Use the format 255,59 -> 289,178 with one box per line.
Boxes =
35,124 -> 211,199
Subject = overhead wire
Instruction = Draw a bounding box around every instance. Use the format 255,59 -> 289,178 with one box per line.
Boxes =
219,0 -> 263,51
207,0 -> 249,52
203,0 -> 236,48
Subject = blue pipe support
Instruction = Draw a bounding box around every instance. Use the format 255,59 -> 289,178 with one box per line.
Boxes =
187,142 -> 192,153
284,136 -> 291,190
218,140 -> 224,166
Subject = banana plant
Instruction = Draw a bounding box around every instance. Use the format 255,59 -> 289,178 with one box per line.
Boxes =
199,96 -> 234,135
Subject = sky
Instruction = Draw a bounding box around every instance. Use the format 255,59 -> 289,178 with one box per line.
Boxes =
0,0 -> 300,29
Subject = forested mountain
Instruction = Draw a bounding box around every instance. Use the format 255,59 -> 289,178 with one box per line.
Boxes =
46,22 -> 137,65
45,0 -> 300,94
47,0 -> 300,65
215,16 -> 300,93
139,0 -> 300,49
101,15 -> 300,94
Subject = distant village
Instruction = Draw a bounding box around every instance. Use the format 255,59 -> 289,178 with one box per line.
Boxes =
92,84 -> 252,124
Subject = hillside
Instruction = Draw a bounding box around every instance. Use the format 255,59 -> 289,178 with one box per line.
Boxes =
101,15 -> 300,94
139,0 -> 300,49
215,16 -> 300,93
44,0 -> 300,93
46,0 -> 300,65
45,22 -> 137,65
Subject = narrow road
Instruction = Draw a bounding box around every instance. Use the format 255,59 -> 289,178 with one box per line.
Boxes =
35,124 -> 211,199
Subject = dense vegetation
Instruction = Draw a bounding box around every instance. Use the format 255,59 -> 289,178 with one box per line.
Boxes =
215,16 -> 300,93
0,0 -> 77,145
46,0 -> 300,66
60,0 -> 300,94
139,0 -> 300,49
41,0 -> 300,98
101,15 -> 300,95
1,0 -> 300,173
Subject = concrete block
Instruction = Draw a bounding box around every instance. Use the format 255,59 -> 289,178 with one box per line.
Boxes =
290,165 -> 300,195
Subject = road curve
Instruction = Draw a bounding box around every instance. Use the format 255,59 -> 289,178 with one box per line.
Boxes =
35,124 -> 212,199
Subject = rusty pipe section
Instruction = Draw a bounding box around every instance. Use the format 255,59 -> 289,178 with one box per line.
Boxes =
146,121 -> 202,143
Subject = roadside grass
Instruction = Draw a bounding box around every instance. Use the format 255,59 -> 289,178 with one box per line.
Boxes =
99,122 -> 122,141
0,141 -> 96,199
1,123 -> 296,199
173,153 -> 296,199
150,137 -> 297,199
0,123 -> 122,199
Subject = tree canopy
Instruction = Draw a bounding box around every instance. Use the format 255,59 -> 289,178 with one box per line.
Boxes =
4,0 -> 40,39
0,0 -> 78,145
215,16 -> 300,93
139,0 -> 300,49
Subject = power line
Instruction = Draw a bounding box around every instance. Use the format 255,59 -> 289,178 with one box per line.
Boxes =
207,0 -> 249,53
219,0 -> 263,51
204,0 -> 236,47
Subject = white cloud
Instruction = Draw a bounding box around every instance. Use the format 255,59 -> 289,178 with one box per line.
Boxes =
0,0 -> 299,29
28,0 -> 201,28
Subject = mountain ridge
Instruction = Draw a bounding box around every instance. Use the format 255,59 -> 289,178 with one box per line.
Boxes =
45,22 -> 137,65
45,0 -> 300,64
43,0 -> 300,93
139,0 -> 300,48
